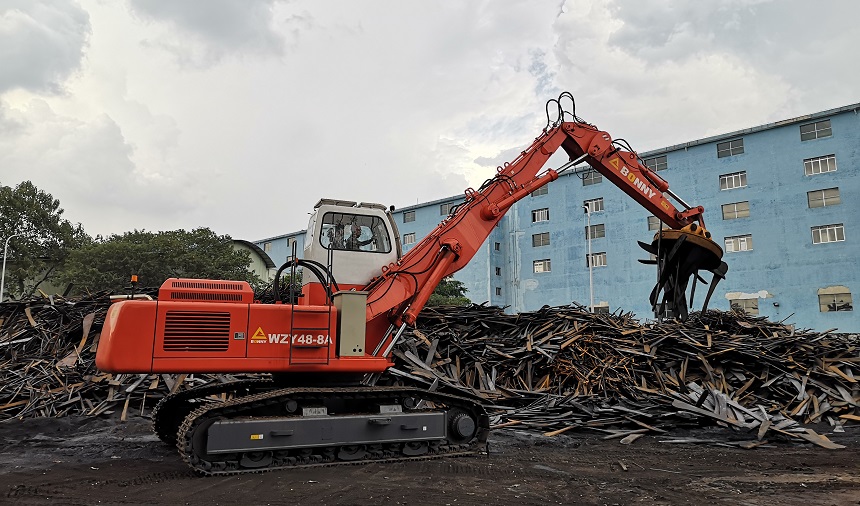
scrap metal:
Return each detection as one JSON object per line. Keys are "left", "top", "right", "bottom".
{"left": 1, "top": 295, "right": 857, "bottom": 449}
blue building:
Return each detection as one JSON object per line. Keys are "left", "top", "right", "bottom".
{"left": 257, "top": 103, "right": 859, "bottom": 332}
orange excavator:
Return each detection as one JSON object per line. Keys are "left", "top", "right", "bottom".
{"left": 96, "top": 92, "right": 727, "bottom": 474}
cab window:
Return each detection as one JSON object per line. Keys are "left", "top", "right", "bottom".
{"left": 319, "top": 212, "right": 392, "bottom": 253}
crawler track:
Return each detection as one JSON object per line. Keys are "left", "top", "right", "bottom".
{"left": 170, "top": 386, "right": 489, "bottom": 475}
{"left": 152, "top": 378, "right": 273, "bottom": 446}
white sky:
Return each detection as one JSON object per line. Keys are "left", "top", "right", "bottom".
{"left": 2, "top": 0, "right": 858, "bottom": 241}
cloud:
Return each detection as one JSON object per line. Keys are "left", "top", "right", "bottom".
{"left": 3, "top": 0, "right": 857, "bottom": 244}
{"left": 475, "top": 144, "right": 532, "bottom": 169}
{"left": 568, "top": 0, "right": 860, "bottom": 121}
{"left": 0, "top": 0, "right": 90, "bottom": 93}
{"left": 127, "top": 0, "right": 284, "bottom": 65}
{"left": 549, "top": 0, "right": 797, "bottom": 150}
{"left": 0, "top": 98, "right": 195, "bottom": 234}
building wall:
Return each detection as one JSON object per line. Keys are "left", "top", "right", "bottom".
{"left": 255, "top": 104, "right": 860, "bottom": 332}
{"left": 232, "top": 242, "right": 276, "bottom": 282}
{"left": 257, "top": 232, "right": 305, "bottom": 269}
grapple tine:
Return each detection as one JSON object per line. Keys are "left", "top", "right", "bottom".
{"left": 701, "top": 261, "right": 729, "bottom": 313}
{"left": 647, "top": 224, "right": 725, "bottom": 321}
{"left": 638, "top": 240, "right": 658, "bottom": 255}
{"left": 689, "top": 272, "right": 697, "bottom": 307}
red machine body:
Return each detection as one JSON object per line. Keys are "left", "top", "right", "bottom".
{"left": 96, "top": 279, "right": 392, "bottom": 374}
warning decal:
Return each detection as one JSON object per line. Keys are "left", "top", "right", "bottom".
{"left": 609, "top": 158, "right": 620, "bottom": 169}
{"left": 250, "top": 327, "right": 267, "bottom": 343}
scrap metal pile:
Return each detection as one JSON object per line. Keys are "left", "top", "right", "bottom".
{"left": 390, "top": 304, "right": 860, "bottom": 448}
{"left": 1, "top": 294, "right": 858, "bottom": 448}
{"left": 0, "top": 294, "right": 257, "bottom": 421}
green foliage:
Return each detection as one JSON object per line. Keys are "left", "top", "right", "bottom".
{"left": 0, "top": 181, "right": 90, "bottom": 298}
{"left": 61, "top": 228, "right": 260, "bottom": 292}
{"left": 254, "top": 270, "right": 303, "bottom": 304}
{"left": 426, "top": 277, "right": 470, "bottom": 307}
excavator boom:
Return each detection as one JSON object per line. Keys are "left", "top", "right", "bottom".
{"left": 364, "top": 92, "right": 726, "bottom": 326}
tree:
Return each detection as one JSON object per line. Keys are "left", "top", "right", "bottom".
{"left": 0, "top": 181, "right": 90, "bottom": 298}
{"left": 426, "top": 277, "right": 471, "bottom": 307}
{"left": 61, "top": 228, "right": 260, "bottom": 293}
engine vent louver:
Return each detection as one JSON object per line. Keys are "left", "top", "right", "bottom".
{"left": 163, "top": 311, "right": 231, "bottom": 352}
{"left": 158, "top": 278, "right": 254, "bottom": 304}
{"left": 170, "top": 280, "right": 246, "bottom": 291}
{"left": 168, "top": 292, "right": 244, "bottom": 302}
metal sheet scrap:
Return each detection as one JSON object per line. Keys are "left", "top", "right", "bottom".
{"left": 391, "top": 304, "right": 859, "bottom": 448}
{"left": 0, "top": 294, "right": 257, "bottom": 421}
{"left": 1, "top": 295, "right": 857, "bottom": 449}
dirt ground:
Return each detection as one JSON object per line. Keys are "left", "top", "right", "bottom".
{"left": 0, "top": 416, "right": 858, "bottom": 506}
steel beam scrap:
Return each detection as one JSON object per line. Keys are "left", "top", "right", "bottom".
{"left": 0, "top": 294, "right": 259, "bottom": 422}
{"left": 394, "top": 304, "right": 859, "bottom": 447}
{"left": 2, "top": 293, "right": 857, "bottom": 449}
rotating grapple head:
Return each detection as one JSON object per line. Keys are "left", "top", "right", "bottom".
{"left": 638, "top": 223, "right": 728, "bottom": 321}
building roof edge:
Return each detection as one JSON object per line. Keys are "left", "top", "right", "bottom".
{"left": 641, "top": 102, "right": 860, "bottom": 157}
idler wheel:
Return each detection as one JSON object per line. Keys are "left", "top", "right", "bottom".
{"left": 448, "top": 411, "right": 477, "bottom": 442}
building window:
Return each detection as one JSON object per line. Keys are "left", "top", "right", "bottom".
{"left": 532, "top": 208, "right": 550, "bottom": 223}
{"left": 495, "top": 267, "right": 501, "bottom": 276}
{"left": 403, "top": 211, "right": 415, "bottom": 223}
{"left": 532, "top": 232, "right": 550, "bottom": 247}
{"left": 582, "top": 170, "right": 602, "bottom": 186}
{"left": 807, "top": 188, "right": 841, "bottom": 208}
{"left": 804, "top": 155, "right": 837, "bottom": 176}
{"left": 533, "top": 259, "right": 551, "bottom": 273}
{"left": 647, "top": 216, "right": 669, "bottom": 231}
{"left": 584, "top": 197, "right": 604, "bottom": 213}
{"left": 801, "top": 119, "right": 832, "bottom": 141}
{"left": 586, "top": 252, "right": 607, "bottom": 268}
{"left": 495, "top": 287, "right": 502, "bottom": 296}
{"left": 725, "top": 234, "right": 753, "bottom": 253}
{"left": 730, "top": 298, "right": 759, "bottom": 315}
{"left": 403, "top": 232, "right": 416, "bottom": 245}
{"left": 586, "top": 224, "right": 605, "bottom": 239}
{"left": 592, "top": 305, "right": 610, "bottom": 314}
{"left": 717, "top": 138, "right": 744, "bottom": 158}
{"left": 263, "top": 242, "right": 272, "bottom": 252}
{"left": 494, "top": 242, "right": 501, "bottom": 251}
{"left": 440, "top": 202, "right": 454, "bottom": 215}
{"left": 722, "top": 201, "right": 750, "bottom": 220}
{"left": 819, "top": 292, "right": 853, "bottom": 312}
{"left": 531, "top": 186, "right": 548, "bottom": 197}
{"left": 644, "top": 155, "right": 667, "bottom": 172}
{"left": 811, "top": 224, "right": 845, "bottom": 244}
{"left": 719, "top": 171, "right": 747, "bottom": 190}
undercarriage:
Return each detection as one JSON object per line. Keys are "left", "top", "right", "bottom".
{"left": 152, "top": 380, "right": 489, "bottom": 475}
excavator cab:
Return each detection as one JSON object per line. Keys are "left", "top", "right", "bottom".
{"left": 301, "top": 199, "right": 400, "bottom": 305}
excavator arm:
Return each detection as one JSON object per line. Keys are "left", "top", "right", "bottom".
{"left": 364, "top": 92, "right": 727, "bottom": 331}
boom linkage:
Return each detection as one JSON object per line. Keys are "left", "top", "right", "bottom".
{"left": 363, "top": 125, "right": 565, "bottom": 326}
{"left": 364, "top": 117, "right": 704, "bottom": 327}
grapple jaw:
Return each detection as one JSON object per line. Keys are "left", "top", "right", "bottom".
{"left": 638, "top": 224, "right": 728, "bottom": 321}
